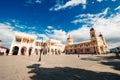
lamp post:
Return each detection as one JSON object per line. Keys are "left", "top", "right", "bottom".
{"left": 49, "top": 39, "right": 51, "bottom": 54}
{"left": 0, "top": 40, "right": 2, "bottom": 46}
{"left": 38, "top": 37, "right": 43, "bottom": 62}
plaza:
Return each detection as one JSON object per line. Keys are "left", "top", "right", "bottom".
{"left": 0, "top": 53, "right": 120, "bottom": 80}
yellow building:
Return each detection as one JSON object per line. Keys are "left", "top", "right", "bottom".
{"left": 65, "top": 27, "right": 109, "bottom": 54}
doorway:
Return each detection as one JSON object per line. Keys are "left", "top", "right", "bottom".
{"left": 12, "top": 46, "right": 19, "bottom": 55}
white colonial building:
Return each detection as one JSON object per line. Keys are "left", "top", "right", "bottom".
{"left": 9, "top": 32, "right": 65, "bottom": 55}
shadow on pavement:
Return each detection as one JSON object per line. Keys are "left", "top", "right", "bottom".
{"left": 27, "top": 64, "right": 120, "bottom": 80}
{"left": 96, "top": 55, "right": 120, "bottom": 60}
{"left": 80, "top": 57, "right": 100, "bottom": 61}
{"left": 80, "top": 54, "right": 120, "bottom": 61}
{"left": 101, "top": 61, "right": 120, "bottom": 71}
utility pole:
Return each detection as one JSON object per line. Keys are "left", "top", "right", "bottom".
{"left": 38, "top": 37, "right": 43, "bottom": 62}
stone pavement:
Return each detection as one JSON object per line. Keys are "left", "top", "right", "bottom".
{"left": 0, "top": 53, "right": 120, "bottom": 80}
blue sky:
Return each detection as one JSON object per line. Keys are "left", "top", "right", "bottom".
{"left": 0, "top": 0, "right": 120, "bottom": 48}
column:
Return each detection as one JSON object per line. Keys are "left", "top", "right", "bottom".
{"left": 31, "top": 48, "right": 35, "bottom": 55}
{"left": 17, "top": 46, "right": 21, "bottom": 55}
{"left": 9, "top": 45, "right": 13, "bottom": 55}
{"left": 25, "top": 47, "right": 29, "bottom": 56}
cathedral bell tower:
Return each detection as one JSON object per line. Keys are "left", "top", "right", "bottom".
{"left": 90, "top": 27, "right": 97, "bottom": 41}
{"left": 99, "top": 32, "right": 107, "bottom": 46}
{"left": 67, "top": 35, "right": 73, "bottom": 44}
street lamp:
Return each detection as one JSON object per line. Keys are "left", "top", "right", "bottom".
{"left": 0, "top": 40, "right": 2, "bottom": 46}
{"left": 38, "top": 37, "right": 43, "bottom": 62}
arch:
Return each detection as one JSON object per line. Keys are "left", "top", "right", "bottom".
{"left": 12, "top": 46, "right": 19, "bottom": 55}
{"left": 21, "top": 46, "right": 27, "bottom": 55}
{"left": 75, "top": 49, "right": 77, "bottom": 54}
{"left": 29, "top": 47, "right": 33, "bottom": 56}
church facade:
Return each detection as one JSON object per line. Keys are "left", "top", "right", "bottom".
{"left": 65, "top": 28, "right": 109, "bottom": 54}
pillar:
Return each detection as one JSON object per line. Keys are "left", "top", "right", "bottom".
{"left": 17, "top": 46, "right": 21, "bottom": 55}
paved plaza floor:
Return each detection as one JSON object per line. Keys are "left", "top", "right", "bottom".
{"left": 0, "top": 53, "right": 120, "bottom": 80}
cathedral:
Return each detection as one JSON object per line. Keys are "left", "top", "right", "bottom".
{"left": 65, "top": 27, "right": 109, "bottom": 54}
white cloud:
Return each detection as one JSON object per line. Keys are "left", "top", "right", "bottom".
{"left": 50, "top": 0, "right": 86, "bottom": 11}
{"left": 26, "top": 0, "right": 34, "bottom": 4}
{"left": 112, "top": 0, "right": 116, "bottom": 2}
{"left": 115, "top": 6, "right": 120, "bottom": 11}
{"left": 25, "top": 0, "right": 42, "bottom": 5}
{"left": 45, "top": 29, "right": 51, "bottom": 33}
{"left": 92, "top": 2, "right": 95, "bottom": 4}
{"left": 35, "top": 0, "right": 42, "bottom": 4}
{"left": 71, "top": 6, "right": 120, "bottom": 48}
{"left": 72, "top": 7, "right": 110, "bottom": 25}
{"left": 36, "top": 33, "right": 49, "bottom": 41}
{"left": 49, "top": 29, "right": 67, "bottom": 43}
{"left": 0, "top": 23, "right": 15, "bottom": 48}
{"left": 68, "top": 26, "right": 90, "bottom": 42}
{"left": 97, "top": 0, "right": 117, "bottom": 2}
{"left": 97, "top": 0, "right": 103, "bottom": 2}
{"left": 47, "top": 26, "right": 53, "bottom": 29}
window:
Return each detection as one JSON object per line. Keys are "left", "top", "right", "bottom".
{"left": 92, "top": 34, "right": 94, "bottom": 37}
{"left": 16, "top": 37, "right": 21, "bottom": 42}
{"left": 29, "top": 39, "right": 34, "bottom": 43}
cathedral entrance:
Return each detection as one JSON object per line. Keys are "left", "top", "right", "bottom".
{"left": 12, "top": 46, "right": 19, "bottom": 55}
{"left": 21, "top": 47, "right": 27, "bottom": 55}
{"left": 75, "top": 49, "right": 77, "bottom": 54}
